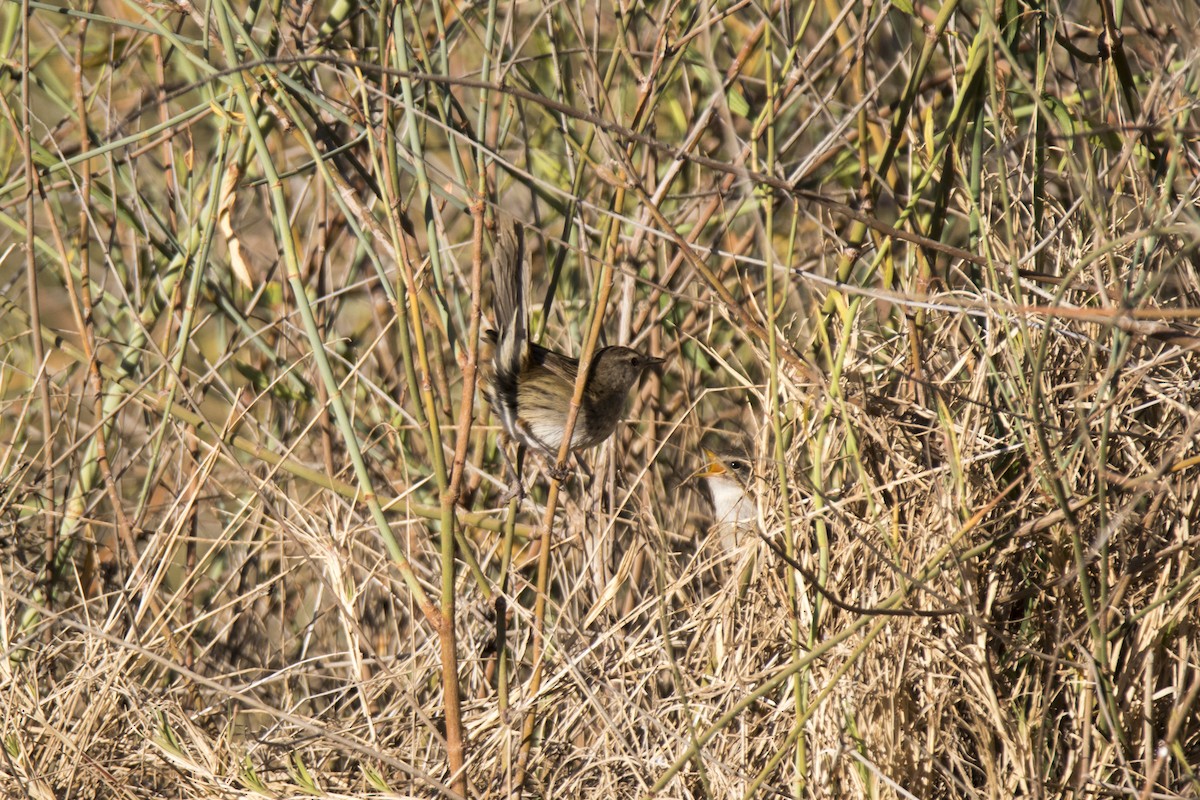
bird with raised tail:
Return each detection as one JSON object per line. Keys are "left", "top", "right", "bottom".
{"left": 482, "top": 218, "right": 665, "bottom": 491}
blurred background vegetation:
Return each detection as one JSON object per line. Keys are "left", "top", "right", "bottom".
{"left": 3, "top": 0, "right": 1200, "bottom": 796}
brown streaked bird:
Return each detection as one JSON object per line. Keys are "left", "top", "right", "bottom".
{"left": 482, "top": 219, "right": 664, "bottom": 487}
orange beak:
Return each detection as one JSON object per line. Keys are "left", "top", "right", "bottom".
{"left": 689, "top": 448, "right": 728, "bottom": 480}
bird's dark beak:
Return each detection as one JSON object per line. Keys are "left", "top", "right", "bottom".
{"left": 643, "top": 355, "right": 667, "bottom": 372}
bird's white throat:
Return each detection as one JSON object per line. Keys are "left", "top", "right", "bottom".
{"left": 706, "top": 476, "right": 755, "bottom": 525}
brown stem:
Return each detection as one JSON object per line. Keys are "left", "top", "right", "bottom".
{"left": 21, "top": 0, "right": 56, "bottom": 592}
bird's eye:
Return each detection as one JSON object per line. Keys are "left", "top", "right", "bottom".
{"left": 728, "top": 461, "right": 743, "bottom": 472}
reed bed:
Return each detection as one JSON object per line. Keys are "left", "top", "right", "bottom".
{"left": 2, "top": 0, "right": 1200, "bottom": 797}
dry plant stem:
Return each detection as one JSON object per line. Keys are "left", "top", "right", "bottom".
{"left": 652, "top": 561, "right": 712, "bottom": 795}
{"left": 819, "top": 0, "right": 873, "bottom": 319}
{"left": 466, "top": 0, "right": 514, "bottom": 748}
{"left": 151, "top": 35, "right": 180, "bottom": 234}
{"left": 512, "top": 475, "right": 562, "bottom": 790}
{"left": 471, "top": 0, "right": 499, "bottom": 190}
{"left": 1035, "top": 321, "right": 1126, "bottom": 751}
{"left": 1097, "top": 0, "right": 1160, "bottom": 174}
{"left": 1031, "top": 12, "right": 1049, "bottom": 273}
{"left": 514, "top": 191, "right": 626, "bottom": 790}
{"left": 743, "top": 717, "right": 808, "bottom": 800}
{"left": 312, "top": 180, "right": 338, "bottom": 480}
{"left": 0, "top": 93, "right": 218, "bottom": 200}
{"left": 213, "top": 4, "right": 439, "bottom": 628}
{"left": 393, "top": 4, "right": 454, "bottom": 340}
{"left": 388, "top": 33, "right": 451, "bottom": 467}
{"left": 20, "top": 0, "right": 55, "bottom": 588}
{"left": 633, "top": 3, "right": 780, "bottom": 248}
{"left": 432, "top": 200, "right": 487, "bottom": 795}
{"left": 70, "top": 9, "right": 140, "bottom": 579}
{"left": 760, "top": 41, "right": 810, "bottom": 779}
{"left": 496, "top": 492, "right": 519, "bottom": 719}
{"left": 55, "top": 27, "right": 309, "bottom": 400}
{"left": 209, "top": 0, "right": 402, "bottom": 360}
{"left": 373, "top": 62, "right": 436, "bottom": 458}
{"left": 755, "top": 613, "right": 892, "bottom": 799}
{"left": 639, "top": 5, "right": 820, "bottom": 321}
{"left": 394, "top": 8, "right": 467, "bottom": 790}
{"left": 586, "top": 8, "right": 767, "bottom": 337}
{"left": 450, "top": 207, "right": 486, "bottom": 506}
{"left": 461, "top": 0, "right": 501, "bottom": 531}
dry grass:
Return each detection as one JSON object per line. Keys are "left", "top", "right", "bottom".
{"left": 3, "top": 0, "right": 1200, "bottom": 797}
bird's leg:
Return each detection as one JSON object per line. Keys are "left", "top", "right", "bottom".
{"left": 499, "top": 442, "right": 526, "bottom": 504}
{"left": 546, "top": 456, "right": 572, "bottom": 484}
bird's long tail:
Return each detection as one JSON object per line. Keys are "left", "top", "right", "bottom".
{"left": 490, "top": 218, "right": 528, "bottom": 428}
